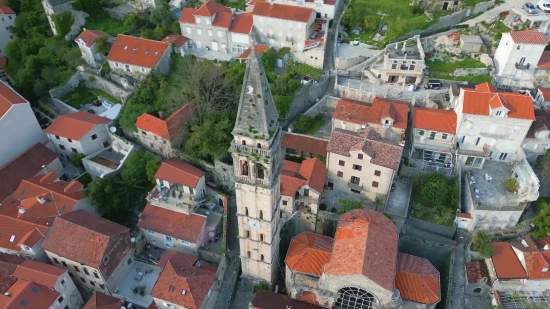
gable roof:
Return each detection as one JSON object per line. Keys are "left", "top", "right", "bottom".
{"left": 194, "top": 0, "right": 231, "bottom": 16}
{"left": 333, "top": 97, "right": 409, "bottom": 129}
{"left": 323, "top": 209, "right": 398, "bottom": 292}
{"left": 252, "top": 291, "right": 323, "bottom": 309}
{"left": 154, "top": 159, "right": 205, "bottom": 188}
{"left": 0, "top": 80, "right": 27, "bottom": 119}
{"left": 538, "top": 51, "right": 550, "bottom": 69}
{"left": 83, "top": 292, "right": 123, "bottom": 309}
{"left": 285, "top": 232, "right": 333, "bottom": 276}
{"left": 178, "top": 1, "right": 251, "bottom": 33}
{"left": 228, "top": 12, "right": 254, "bottom": 34}
{"left": 0, "top": 279, "right": 59, "bottom": 309}
{"left": 475, "top": 82, "right": 497, "bottom": 93}
{"left": 106, "top": 35, "right": 170, "bottom": 68}
{"left": 41, "top": 210, "right": 131, "bottom": 279}
{"left": 163, "top": 35, "right": 189, "bottom": 48}
{"left": 0, "top": 2, "right": 15, "bottom": 14}
{"left": 282, "top": 133, "right": 328, "bottom": 157}
{"left": 509, "top": 30, "right": 548, "bottom": 45}
{"left": 327, "top": 128, "right": 403, "bottom": 170}
{"left": 395, "top": 253, "right": 440, "bottom": 305}
{"left": 13, "top": 260, "right": 66, "bottom": 289}
{"left": 75, "top": 30, "right": 110, "bottom": 48}
{"left": 461, "top": 85, "right": 536, "bottom": 120}
{"left": 252, "top": 2, "right": 313, "bottom": 23}
{"left": 279, "top": 158, "right": 326, "bottom": 196}
{"left": 413, "top": 107, "right": 457, "bottom": 134}
{"left": 238, "top": 45, "right": 270, "bottom": 59}
{"left": 491, "top": 242, "right": 528, "bottom": 279}
{"left": 44, "top": 111, "right": 110, "bottom": 140}
{"left": 0, "top": 215, "right": 47, "bottom": 253}
{"left": 135, "top": 104, "right": 196, "bottom": 141}
{"left": 151, "top": 252, "right": 216, "bottom": 309}
{"left": 138, "top": 204, "right": 206, "bottom": 243}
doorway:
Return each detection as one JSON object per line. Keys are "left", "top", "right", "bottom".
{"left": 442, "top": 2, "right": 449, "bottom": 9}
{"left": 211, "top": 42, "right": 219, "bottom": 51}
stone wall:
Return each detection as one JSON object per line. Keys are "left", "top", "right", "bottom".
{"left": 201, "top": 154, "right": 234, "bottom": 189}
{"left": 333, "top": 83, "right": 376, "bottom": 102}
{"left": 51, "top": 98, "right": 79, "bottom": 115}
{"left": 407, "top": 217, "right": 456, "bottom": 239}
{"left": 453, "top": 67, "right": 492, "bottom": 76}
{"left": 335, "top": 55, "right": 368, "bottom": 70}
{"left": 303, "top": 96, "right": 340, "bottom": 118}
{"left": 198, "top": 248, "right": 223, "bottom": 264}
{"left": 398, "top": 235, "right": 455, "bottom": 268}
{"left": 281, "top": 75, "right": 331, "bottom": 128}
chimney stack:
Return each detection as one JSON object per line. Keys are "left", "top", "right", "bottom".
{"left": 159, "top": 111, "right": 164, "bottom": 119}
{"left": 248, "top": 302, "right": 254, "bottom": 309}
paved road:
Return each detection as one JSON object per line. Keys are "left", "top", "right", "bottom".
{"left": 460, "top": 0, "right": 528, "bottom": 26}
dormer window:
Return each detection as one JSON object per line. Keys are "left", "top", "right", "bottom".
{"left": 195, "top": 17, "right": 201, "bottom": 24}
{"left": 496, "top": 111, "right": 503, "bottom": 116}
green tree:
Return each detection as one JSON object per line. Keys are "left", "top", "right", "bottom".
{"left": 533, "top": 208, "right": 550, "bottom": 239}
{"left": 171, "top": 21, "right": 181, "bottom": 34}
{"left": 153, "top": 26, "right": 166, "bottom": 40}
{"left": 149, "top": 4, "right": 174, "bottom": 32}
{"left": 83, "top": 176, "right": 136, "bottom": 227}
{"left": 414, "top": 202, "right": 425, "bottom": 217}
{"left": 471, "top": 231, "right": 494, "bottom": 258}
{"left": 70, "top": 153, "right": 86, "bottom": 168}
{"left": 363, "top": 15, "right": 379, "bottom": 31}
{"left": 260, "top": 48, "right": 276, "bottom": 72}
{"left": 185, "top": 112, "right": 236, "bottom": 162}
{"left": 94, "top": 35, "right": 111, "bottom": 55}
{"left": 52, "top": 11, "right": 74, "bottom": 38}
{"left": 338, "top": 199, "right": 363, "bottom": 214}
{"left": 146, "top": 158, "right": 162, "bottom": 185}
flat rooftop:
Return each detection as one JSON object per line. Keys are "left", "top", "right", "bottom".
{"left": 90, "top": 148, "right": 124, "bottom": 170}
{"left": 467, "top": 160, "right": 519, "bottom": 208}
{"left": 196, "top": 208, "right": 223, "bottom": 229}
{"left": 386, "top": 41, "right": 422, "bottom": 60}
{"left": 384, "top": 180, "right": 412, "bottom": 218}
{"left": 112, "top": 261, "right": 161, "bottom": 308}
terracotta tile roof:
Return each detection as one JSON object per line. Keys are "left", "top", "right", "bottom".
{"left": 456, "top": 213, "right": 472, "bottom": 218}
{"left": 285, "top": 232, "right": 333, "bottom": 276}
{"left": 156, "top": 250, "right": 178, "bottom": 269}
{"left": 106, "top": 35, "right": 170, "bottom": 68}
{"left": 475, "top": 82, "right": 497, "bottom": 93}
{"left": 538, "top": 51, "right": 550, "bottom": 69}
{"left": 179, "top": 8, "right": 197, "bottom": 23}
{"left": 75, "top": 30, "right": 110, "bottom": 48}
{"left": 154, "top": 158, "right": 205, "bottom": 188}
{"left": 327, "top": 128, "right": 403, "bottom": 170}
{"left": 42, "top": 210, "right": 132, "bottom": 279}
{"left": 491, "top": 242, "right": 528, "bottom": 279}
{"left": 17, "top": 229, "right": 45, "bottom": 248}
{"left": 252, "top": 291, "right": 323, "bottom": 309}
{"left": 298, "top": 158, "right": 326, "bottom": 194}
{"left": 0, "top": 253, "right": 25, "bottom": 275}
{"left": 0, "top": 56, "right": 6, "bottom": 70}
{"left": 138, "top": 204, "right": 206, "bottom": 243}
{"left": 0, "top": 80, "right": 27, "bottom": 119}
{"left": 229, "top": 12, "right": 254, "bottom": 34}
{"left": 510, "top": 236, "right": 550, "bottom": 280}
{"left": 466, "top": 260, "right": 491, "bottom": 287}
{"left": 83, "top": 292, "right": 122, "bottom": 309}
{"left": 334, "top": 97, "right": 409, "bottom": 129}
{"left": 539, "top": 88, "right": 550, "bottom": 102}
{"left": 13, "top": 260, "right": 65, "bottom": 289}
{"left": 280, "top": 158, "right": 326, "bottom": 196}
{"left": 323, "top": 209, "right": 398, "bottom": 292}
{"left": 462, "top": 86, "right": 536, "bottom": 120}
{"left": 0, "top": 215, "right": 47, "bottom": 252}
{"left": 413, "top": 107, "right": 457, "bottom": 134}
{"left": 212, "top": 11, "right": 233, "bottom": 27}
{"left": 395, "top": 253, "right": 440, "bottom": 305}
{"left": 527, "top": 110, "right": 550, "bottom": 138}
{"left": 1, "top": 279, "right": 59, "bottom": 309}
{"left": 194, "top": 0, "right": 231, "bottom": 16}
{"left": 0, "top": 275, "right": 16, "bottom": 294}
{"left": 282, "top": 133, "right": 328, "bottom": 157}
{"left": 151, "top": 252, "right": 216, "bottom": 309}
{"left": 297, "top": 291, "right": 320, "bottom": 306}
{"left": 135, "top": 104, "right": 196, "bottom": 141}
{"left": 0, "top": 2, "right": 15, "bottom": 14}
{"left": 44, "top": 111, "right": 110, "bottom": 140}
{"left": 163, "top": 35, "right": 189, "bottom": 48}
{"left": 0, "top": 143, "right": 58, "bottom": 201}
{"left": 253, "top": 2, "right": 313, "bottom": 23}
{"left": 238, "top": 45, "right": 270, "bottom": 59}
{"left": 509, "top": 30, "right": 548, "bottom": 45}
{"left": 178, "top": 1, "right": 236, "bottom": 31}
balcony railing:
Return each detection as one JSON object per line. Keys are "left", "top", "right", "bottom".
{"left": 236, "top": 175, "right": 270, "bottom": 187}
{"left": 347, "top": 181, "right": 363, "bottom": 191}
{"left": 515, "top": 62, "right": 530, "bottom": 70}
{"left": 295, "top": 195, "right": 319, "bottom": 204}
{"left": 230, "top": 143, "right": 271, "bottom": 156}
{"left": 147, "top": 186, "right": 205, "bottom": 214}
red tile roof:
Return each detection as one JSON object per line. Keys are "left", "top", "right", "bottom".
{"left": 0, "top": 80, "right": 27, "bottom": 119}
{"left": 2, "top": 279, "right": 59, "bottom": 309}
{"left": 0, "top": 253, "right": 25, "bottom": 293}
{"left": 334, "top": 97, "right": 409, "bottom": 129}
{"left": 253, "top": 2, "right": 314, "bottom": 23}
{"left": 83, "top": 292, "right": 123, "bottom": 309}
{"left": 44, "top": 111, "right": 110, "bottom": 140}
{"left": 138, "top": 204, "right": 206, "bottom": 244}
{"left": 413, "top": 107, "right": 457, "bottom": 134}
{"left": 0, "top": 56, "right": 7, "bottom": 70}
{"left": 135, "top": 104, "right": 196, "bottom": 141}
{"left": 297, "top": 291, "right": 320, "bottom": 306}
{"left": 298, "top": 158, "right": 326, "bottom": 194}
{"left": 395, "top": 253, "right": 439, "bottom": 305}
{"left": 538, "top": 51, "right": 550, "bottom": 69}
{"left": 75, "top": 30, "right": 110, "bottom": 48}
{"left": 179, "top": 1, "right": 247, "bottom": 32}
{"left": 466, "top": 260, "right": 491, "bottom": 287}
{"left": 229, "top": 12, "right": 254, "bottom": 34}
{"left": 491, "top": 242, "right": 528, "bottom": 279}
{"left": 151, "top": 252, "right": 216, "bottom": 309}
{"left": 280, "top": 158, "right": 326, "bottom": 196}
{"left": 456, "top": 212, "right": 472, "bottom": 219}
{"left": 475, "top": 82, "right": 497, "bottom": 93}
{"left": 323, "top": 209, "right": 398, "bottom": 292}
{"left": 154, "top": 158, "right": 205, "bottom": 188}
{"left": 13, "top": 260, "right": 65, "bottom": 289}
{"left": 462, "top": 86, "right": 536, "bottom": 120}
{"left": 527, "top": 109, "right": 550, "bottom": 138}
{"left": 252, "top": 291, "right": 323, "bottom": 309}
{"left": 17, "top": 229, "right": 45, "bottom": 248}
{"left": 0, "top": 143, "right": 58, "bottom": 201}
{"left": 238, "top": 45, "right": 270, "bottom": 59}
{"left": 106, "top": 35, "right": 170, "bottom": 68}
{"left": 163, "top": 35, "right": 189, "bottom": 48}
{"left": 285, "top": 232, "right": 333, "bottom": 276}
{"left": 42, "top": 210, "right": 132, "bottom": 279}
{"left": 194, "top": 0, "right": 231, "bottom": 16}
{"left": 509, "top": 236, "right": 550, "bottom": 280}
{"left": 327, "top": 128, "right": 403, "bottom": 170}
{"left": 179, "top": 8, "right": 197, "bottom": 23}
{"left": 0, "top": 215, "right": 47, "bottom": 253}
{"left": 509, "top": 30, "right": 548, "bottom": 45}
{"left": 0, "top": 2, "right": 15, "bottom": 14}
{"left": 282, "top": 133, "right": 328, "bottom": 157}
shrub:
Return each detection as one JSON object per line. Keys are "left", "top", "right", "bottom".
{"left": 70, "top": 153, "right": 86, "bottom": 169}
{"left": 507, "top": 178, "right": 518, "bottom": 191}
{"left": 329, "top": 207, "right": 337, "bottom": 213}
{"left": 471, "top": 231, "right": 493, "bottom": 258}
{"left": 338, "top": 199, "right": 363, "bottom": 214}
{"left": 319, "top": 203, "right": 327, "bottom": 211}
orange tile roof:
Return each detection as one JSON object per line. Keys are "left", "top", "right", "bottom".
{"left": 280, "top": 158, "right": 326, "bottom": 196}
{"left": 0, "top": 2, "right": 15, "bottom": 14}
{"left": 0, "top": 215, "right": 47, "bottom": 253}
{"left": 229, "top": 12, "right": 254, "bottom": 34}
{"left": 413, "top": 107, "right": 457, "bottom": 134}
{"left": 466, "top": 260, "right": 491, "bottom": 287}
{"left": 538, "top": 52, "right": 550, "bottom": 69}
{"left": 13, "top": 260, "right": 65, "bottom": 289}
{"left": 323, "top": 209, "right": 398, "bottom": 292}
{"left": 138, "top": 204, "right": 206, "bottom": 243}
{"left": 83, "top": 292, "right": 122, "bottom": 309}
{"left": 0, "top": 80, "right": 27, "bottom": 119}
{"left": 106, "top": 35, "right": 170, "bottom": 68}
{"left": 179, "top": 1, "right": 246, "bottom": 33}
{"left": 252, "top": 291, "right": 323, "bottom": 309}
{"left": 135, "top": 104, "right": 196, "bottom": 141}
{"left": 334, "top": 97, "right": 409, "bottom": 129}
{"left": 44, "top": 111, "right": 110, "bottom": 140}
{"left": 151, "top": 252, "right": 216, "bottom": 309}
{"left": 282, "top": 133, "right": 328, "bottom": 157}
{"left": 509, "top": 30, "right": 548, "bottom": 45}
{"left": 511, "top": 236, "right": 550, "bottom": 280}
{"left": 491, "top": 242, "right": 528, "bottom": 279}
{"left": 179, "top": 8, "right": 197, "bottom": 23}
{"left": 0, "top": 56, "right": 6, "bottom": 70}
{"left": 42, "top": 210, "right": 132, "bottom": 279}
{"left": 456, "top": 213, "right": 472, "bottom": 219}
{"left": 163, "top": 35, "right": 189, "bottom": 48}
{"left": 238, "top": 45, "right": 270, "bottom": 59}
{"left": 17, "top": 229, "right": 45, "bottom": 248}
{"left": 194, "top": 0, "right": 231, "bottom": 16}
{"left": 285, "top": 232, "right": 333, "bottom": 276}
{"left": 475, "top": 82, "right": 497, "bottom": 93}
{"left": 154, "top": 158, "right": 205, "bottom": 188}
{"left": 462, "top": 87, "right": 536, "bottom": 120}
{"left": 395, "top": 253, "right": 439, "bottom": 305}
{"left": 253, "top": 2, "right": 313, "bottom": 23}
{"left": 75, "top": 30, "right": 110, "bottom": 48}
{"left": 1, "top": 279, "right": 59, "bottom": 309}
{"left": 298, "top": 158, "right": 326, "bottom": 193}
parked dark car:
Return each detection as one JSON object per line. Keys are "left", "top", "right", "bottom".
{"left": 425, "top": 79, "right": 442, "bottom": 89}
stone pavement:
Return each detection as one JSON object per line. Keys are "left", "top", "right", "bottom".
{"left": 448, "top": 230, "right": 471, "bottom": 309}
{"left": 460, "top": 0, "right": 527, "bottom": 26}
{"left": 230, "top": 277, "right": 257, "bottom": 309}
{"left": 323, "top": 0, "right": 346, "bottom": 69}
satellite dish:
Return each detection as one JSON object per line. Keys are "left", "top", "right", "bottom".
{"left": 109, "top": 126, "right": 117, "bottom": 133}
{"left": 209, "top": 232, "right": 215, "bottom": 237}
{"left": 131, "top": 237, "right": 136, "bottom": 243}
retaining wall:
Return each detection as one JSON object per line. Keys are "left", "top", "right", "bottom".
{"left": 407, "top": 217, "right": 456, "bottom": 239}
{"left": 281, "top": 75, "right": 331, "bottom": 127}
{"left": 334, "top": 83, "right": 376, "bottom": 102}
{"left": 335, "top": 55, "right": 368, "bottom": 70}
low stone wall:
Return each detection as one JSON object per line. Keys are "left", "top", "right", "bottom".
{"left": 335, "top": 55, "right": 368, "bottom": 70}
{"left": 303, "top": 96, "right": 339, "bottom": 118}
{"left": 281, "top": 74, "right": 331, "bottom": 127}
{"left": 198, "top": 248, "right": 222, "bottom": 264}
{"left": 398, "top": 235, "right": 455, "bottom": 268}
{"left": 333, "top": 83, "right": 376, "bottom": 103}
{"left": 50, "top": 98, "right": 79, "bottom": 115}
{"left": 453, "top": 67, "right": 492, "bottom": 76}
{"left": 408, "top": 217, "right": 456, "bottom": 239}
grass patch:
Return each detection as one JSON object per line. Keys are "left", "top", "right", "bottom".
{"left": 219, "top": 0, "right": 246, "bottom": 10}
{"left": 89, "top": 88, "right": 121, "bottom": 104}
{"left": 412, "top": 208, "right": 455, "bottom": 227}
{"left": 61, "top": 86, "right": 121, "bottom": 108}
{"left": 77, "top": 173, "right": 93, "bottom": 187}
{"left": 84, "top": 13, "right": 125, "bottom": 36}
{"left": 427, "top": 57, "right": 490, "bottom": 83}
{"left": 481, "top": 21, "right": 511, "bottom": 40}
{"left": 294, "top": 114, "right": 325, "bottom": 135}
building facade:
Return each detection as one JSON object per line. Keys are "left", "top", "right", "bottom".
{"left": 247, "top": 0, "right": 340, "bottom": 20}
{"left": 0, "top": 2, "right": 15, "bottom": 57}
{"left": 75, "top": 29, "right": 111, "bottom": 67}
{"left": 279, "top": 158, "right": 326, "bottom": 215}
{"left": 523, "top": 109, "right": 550, "bottom": 163}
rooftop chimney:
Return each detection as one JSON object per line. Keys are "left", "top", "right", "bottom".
{"left": 248, "top": 303, "right": 253, "bottom": 309}
{"left": 159, "top": 111, "right": 164, "bottom": 120}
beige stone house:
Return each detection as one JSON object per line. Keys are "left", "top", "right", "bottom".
{"left": 42, "top": 210, "right": 134, "bottom": 294}
{"left": 523, "top": 109, "right": 550, "bottom": 163}
{"left": 135, "top": 104, "right": 197, "bottom": 157}
{"left": 284, "top": 210, "right": 440, "bottom": 309}
{"left": 279, "top": 158, "right": 327, "bottom": 216}
{"left": 332, "top": 96, "right": 409, "bottom": 142}
{"left": 107, "top": 35, "right": 172, "bottom": 80}
{"left": 326, "top": 128, "right": 403, "bottom": 202}
{"left": 75, "top": 30, "right": 112, "bottom": 67}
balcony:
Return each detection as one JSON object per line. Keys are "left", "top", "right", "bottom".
{"left": 515, "top": 62, "right": 530, "bottom": 70}
{"left": 146, "top": 185, "right": 205, "bottom": 214}
{"left": 236, "top": 175, "right": 270, "bottom": 187}
{"left": 230, "top": 143, "right": 271, "bottom": 156}
{"left": 347, "top": 181, "right": 363, "bottom": 191}
{"left": 295, "top": 195, "right": 319, "bottom": 205}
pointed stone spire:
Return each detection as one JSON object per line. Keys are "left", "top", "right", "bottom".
{"left": 232, "top": 38, "right": 279, "bottom": 140}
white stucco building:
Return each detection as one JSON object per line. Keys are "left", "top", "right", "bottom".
{"left": 0, "top": 2, "right": 15, "bottom": 57}
{"left": 0, "top": 80, "right": 47, "bottom": 167}
{"left": 246, "top": 0, "right": 340, "bottom": 20}
{"left": 523, "top": 109, "right": 550, "bottom": 163}
{"left": 493, "top": 31, "right": 548, "bottom": 88}
{"left": 279, "top": 158, "right": 326, "bottom": 216}
{"left": 75, "top": 29, "right": 112, "bottom": 67}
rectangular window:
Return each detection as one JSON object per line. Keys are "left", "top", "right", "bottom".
{"left": 83, "top": 268, "right": 90, "bottom": 275}
{"left": 352, "top": 164, "right": 362, "bottom": 171}
{"left": 71, "top": 148, "right": 78, "bottom": 154}
{"left": 218, "top": 30, "right": 223, "bottom": 37}
{"left": 282, "top": 200, "right": 287, "bottom": 205}
{"left": 442, "top": 133, "right": 448, "bottom": 140}
{"left": 57, "top": 296, "right": 64, "bottom": 303}
{"left": 337, "top": 171, "right": 343, "bottom": 177}
{"left": 53, "top": 258, "right": 59, "bottom": 264}
{"left": 419, "top": 130, "right": 425, "bottom": 136}
{"left": 55, "top": 135, "right": 60, "bottom": 140}
{"left": 207, "top": 30, "right": 212, "bottom": 37}
{"left": 103, "top": 141, "right": 109, "bottom": 148}
{"left": 62, "top": 261, "right": 67, "bottom": 267}
{"left": 181, "top": 240, "right": 190, "bottom": 246}
{"left": 429, "top": 132, "right": 436, "bottom": 140}
{"left": 372, "top": 181, "right": 379, "bottom": 188}
{"left": 90, "top": 281, "right": 96, "bottom": 286}
{"left": 91, "top": 134, "right": 97, "bottom": 140}
{"left": 67, "top": 138, "right": 72, "bottom": 143}
{"left": 358, "top": 154, "right": 363, "bottom": 159}
{"left": 165, "top": 236, "right": 172, "bottom": 242}
{"left": 338, "top": 160, "right": 345, "bottom": 166}
{"left": 197, "top": 28, "right": 202, "bottom": 35}
{"left": 374, "top": 170, "right": 381, "bottom": 176}
{"left": 141, "top": 130, "right": 147, "bottom": 135}
{"left": 186, "top": 27, "right": 191, "bottom": 34}
{"left": 80, "top": 278, "right": 86, "bottom": 283}
{"left": 59, "top": 145, "right": 66, "bottom": 150}
{"left": 74, "top": 266, "right": 80, "bottom": 272}
{"left": 475, "top": 137, "right": 480, "bottom": 146}
{"left": 496, "top": 111, "right": 502, "bottom": 116}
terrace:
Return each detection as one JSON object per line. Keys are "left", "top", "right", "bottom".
{"left": 112, "top": 261, "right": 162, "bottom": 308}
{"left": 497, "top": 290, "right": 550, "bottom": 309}
{"left": 146, "top": 185, "right": 206, "bottom": 214}
{"left": 82, "top": 135, "right": 134, "bottom": 179}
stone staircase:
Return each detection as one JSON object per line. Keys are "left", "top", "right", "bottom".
{"left": 226, "top": 197, "right": 239, "bottom": 258}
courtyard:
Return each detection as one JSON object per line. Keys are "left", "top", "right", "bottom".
{"left": 112, "top": 261, "right": 162, "bottom": 308}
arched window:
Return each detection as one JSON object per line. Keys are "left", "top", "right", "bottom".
{"left": 247, "top": 251, "right": 251, "bottom": 258}
{"left": 259, "top": 210, "right": 263, "bottom": 220}
{"left": 260, "top": 234, "right": 264, "bottom": 242}
{"left": 241, "top": 160, "right": 249, "bottom": 176}
{"left": 232, "top": 44, "right": 246, "bottom": 54}
{"left": 257, "top": 143, "right": 261, "bottom": 148}
{"left": 246, "top": 230, "right": 250, "bottom": 238}
{"left": 334, "top": 287, "right": 376, "bottom": 309}
{"left": 242, "top": 140, "right": 246, "bottom": 145}
{"left": 260, "top": 254, "right": 264, "bottom": 262}
{"left": 256, "top": 163, "right": 264, "bottom": 179}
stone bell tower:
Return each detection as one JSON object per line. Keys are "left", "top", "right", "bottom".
{"left": 229, "top": 44, "right": 283, "bottom": 285}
